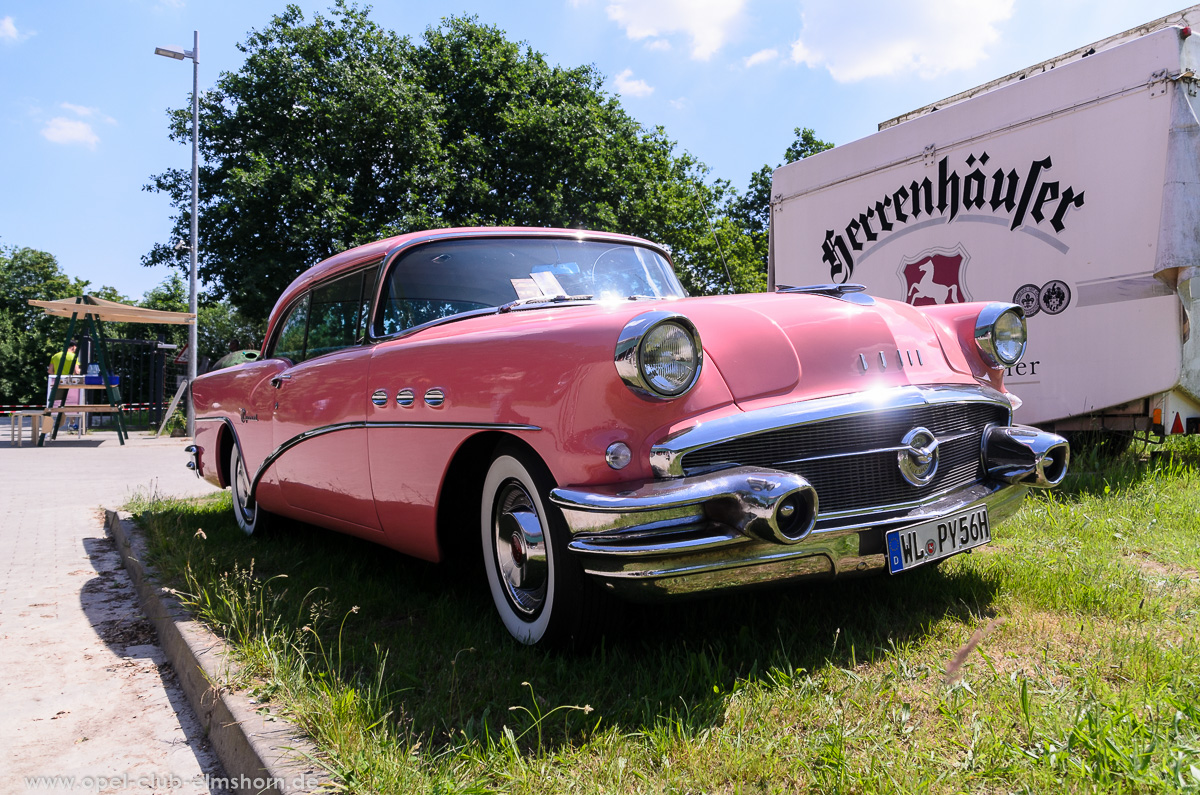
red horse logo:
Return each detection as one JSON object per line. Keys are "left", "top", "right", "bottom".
{"left": 900, "top": 246, "right": 971, "bottom": 306}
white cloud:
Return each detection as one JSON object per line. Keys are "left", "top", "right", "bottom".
{"left": 791, "top": 0, "right": 1014, "bottom": 82}
{"left": 1, "top": 16, "right": 32, "bottom": 43}
{"left": 42, "top": 118, "right": 100, "bottom": 149}
{"left": 605, "top": 0, "right": 749, "bottom": 60}
{"left": 646, "top": 38, "right": 672, "bottom": 52}
{"left": 613, "top": 68, "right": 654, "bottom": 97}
{"left": 669, "top": 97, "right": 688, "bottom": 110}
{"left": 59, "top": 103, "right": 116, "bottom": 125}
{"left": 744, "top": 48, "right": 780, "bottom": 68}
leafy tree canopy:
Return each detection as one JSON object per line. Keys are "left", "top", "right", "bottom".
{"left": 0, "top": 245, "right": 91, "bottom": 404}
{"left": 723, "top": 127, "right": 834, "bottom": 278}
{"left": 0, "top": 244, "right": 263, "bottom": 403}
{"left": 145, "top": 2, "right": 769, "bottom": 317}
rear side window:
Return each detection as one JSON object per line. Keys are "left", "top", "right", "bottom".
{"left": 307, "top": 267, "right": 376, "bottom": 358}
{"left": 273, "top": 294, "right": 310, "bottom": 363}
{"left": 270, "top": 264, "right": 379, "bottom": 364}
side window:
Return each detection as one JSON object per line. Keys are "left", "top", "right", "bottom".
{"left": 272, "top": 294, "right": 310, "bottom": 363}
{"left": 355, "top": 264, "right": 380, "bottom": 342}
{"left": 306, "top": 265, "right": 378, "bottom": 359}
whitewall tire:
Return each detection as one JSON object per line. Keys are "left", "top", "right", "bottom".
{"left": 481, "top": 447, "right": 591, "bottom": 646}
{"left": 230, "top": 443, "right": 274, "bottom": 536}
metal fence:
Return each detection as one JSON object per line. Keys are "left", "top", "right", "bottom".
{"left": 82, "top": 333, "right": 185, "bottom": 430}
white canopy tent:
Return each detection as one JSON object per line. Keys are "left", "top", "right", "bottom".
{"left": 28, "top": 295, "right": 196, "bottom": 445}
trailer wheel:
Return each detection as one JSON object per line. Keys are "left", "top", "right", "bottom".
{"left": 1065, "top": 430, "right": 1133, "bottom": 462}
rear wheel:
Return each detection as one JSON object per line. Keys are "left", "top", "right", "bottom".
{"left": 230, "top": 444, "right": 275, "bottom": 535}
{"left": 481, "top": 446, "right": 595, "bottom": 646}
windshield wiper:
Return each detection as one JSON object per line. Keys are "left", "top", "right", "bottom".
{"left": 497, "top": 294, "right": 594, "bottom": 313}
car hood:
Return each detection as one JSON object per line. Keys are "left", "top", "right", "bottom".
{"left": 667, "top": 292, "right": 970, "bottom": 409}
{"left": 392, "top": 291, "right": 976, "bottom": 418}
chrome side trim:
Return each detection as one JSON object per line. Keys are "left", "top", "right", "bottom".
{"left": 200, "top": 417, "right": 540, "bottom": 502}
{"left": 396, "top": 388, "right": 415, "bottom": 407}
{"left": 425, "top": 387, "right": 446, "bottom": 407}
{"left": 650, "top": 384, "right": 1011, "bottom": 478}
{"left": 366, "top": 421, "right": 541, "bottom": 431}
{"left": 371, "top": 389, "right": 388, "bottom": 407}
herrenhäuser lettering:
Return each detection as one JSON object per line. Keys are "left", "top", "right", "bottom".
{"left": 821, "top": 153, "right": 1086, "bottom": 282}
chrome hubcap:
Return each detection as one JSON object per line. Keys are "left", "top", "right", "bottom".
{"left": 235, "top": 455, "right": 254, "bottom": 519}
{"left": 493, "top": 481, "right": 548, "bottom": 617}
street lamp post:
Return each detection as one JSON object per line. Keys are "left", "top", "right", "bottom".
{"left": 154, "top": 31, "right": 199, "bottom": 438}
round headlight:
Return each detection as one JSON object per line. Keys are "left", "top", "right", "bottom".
{"left": 615, "top": 312, "right": 703, "bottom": 399}
{"left": 975, "top": 303, "right": 1027, "bottom": 368}
{"left": 640, "top": 322, "right": 698, "bottom": 396}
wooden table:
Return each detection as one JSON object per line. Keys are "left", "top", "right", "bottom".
{"left": 42, "top": 383, "right": 127, "bottom": 445}
{"left": 9, "top": 411, "right": 52, "bottom": 447}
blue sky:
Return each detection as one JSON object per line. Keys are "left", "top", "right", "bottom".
{"left": 0, "top": 0, "right": 1191, "bottom": 299}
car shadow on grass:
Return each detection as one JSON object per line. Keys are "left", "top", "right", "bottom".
{"left": 139, "top": 497, "right": 1001, "bottom": 757}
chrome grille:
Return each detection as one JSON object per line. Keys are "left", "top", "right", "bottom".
{"left": 680, "top": 402, "right": 1009, "bottom": 514}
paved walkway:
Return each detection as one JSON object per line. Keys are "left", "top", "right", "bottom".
{"left": 0, "top": 425, "right": 228, "bottom": 793}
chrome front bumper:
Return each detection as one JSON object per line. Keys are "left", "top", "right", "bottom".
{"left": 549, "top": 419, "right": 1068, "bottom": 600}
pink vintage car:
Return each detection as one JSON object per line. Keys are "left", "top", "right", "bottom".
{"left": 188, "top": 227, "right": 1068, "bottom": 645}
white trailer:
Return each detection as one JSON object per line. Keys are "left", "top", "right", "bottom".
{"left": 770, "top": 7, "right": 1200, "bottom": 444}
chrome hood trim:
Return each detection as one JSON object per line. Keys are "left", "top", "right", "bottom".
{"left": 650, "top": 384, "right": 1012, "bottom": 478}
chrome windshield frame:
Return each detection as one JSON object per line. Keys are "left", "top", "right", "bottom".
{"left": 366, "top": 230, "right": 685, "bottom": 344}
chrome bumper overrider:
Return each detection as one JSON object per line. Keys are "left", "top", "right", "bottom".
{"left": 549, "top": 420, "right": 1068, "bottom": 600}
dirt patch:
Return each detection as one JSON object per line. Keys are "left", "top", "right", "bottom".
{"left": 95, "top": 617, "right": 157, "bottom": 650}
{"left": 1124, "top": 552, "right": 1200, "bottom": 582}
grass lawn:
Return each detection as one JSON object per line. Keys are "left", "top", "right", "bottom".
{"left": 132, "top": 438, "right": 1200, "bottom": 793}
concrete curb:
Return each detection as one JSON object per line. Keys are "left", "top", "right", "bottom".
{"left": 105, "top": 509, "right": 335, "bottom": 795}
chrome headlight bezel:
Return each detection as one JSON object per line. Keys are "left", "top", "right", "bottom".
{"left": 974, "top": 302, "right": 1027, "bottom": 369}
{"left": 615, "top": 311, "right": 703, "bottom": 400}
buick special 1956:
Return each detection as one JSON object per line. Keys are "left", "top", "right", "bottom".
{"left": 187, "top": 227, "right": 1069, "bottom": 645}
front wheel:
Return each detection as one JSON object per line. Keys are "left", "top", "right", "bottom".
{"left": 481, "top": 446, "right": 595, "bottom": 646}
{"left": 230, "top": 443, "right": 276, "bottom": 535}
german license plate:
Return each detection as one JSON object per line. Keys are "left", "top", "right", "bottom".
{"left": 886, "top": 506, "right": 990, "bottom": 574}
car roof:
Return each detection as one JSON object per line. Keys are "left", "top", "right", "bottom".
{"left": 265, "top": 226, "right": 666, "bottom": 337}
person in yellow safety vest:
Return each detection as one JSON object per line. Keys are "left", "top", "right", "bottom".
{"left": 47, "top": 341, "right": 82, "bottom": 432}
{"left": 49, "top": 340, "right": 81, "bottom": 377}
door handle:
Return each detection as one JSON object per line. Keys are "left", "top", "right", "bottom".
{"left": 271, "top": 374, "right": 293, "bottom": 389}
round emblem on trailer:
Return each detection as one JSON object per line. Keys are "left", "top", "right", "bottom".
{"left": 1039, "top": 280, "right": 1071, "bottom": 315}
{"left": 1013, "top": 283, "right": 1041, "bottom": 317}
{"left": 898, "top": 427, "right": 940, "bottom": 487}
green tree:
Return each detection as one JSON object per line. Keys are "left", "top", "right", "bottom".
{"left": 723, "top": 127, "right": 834, "bottom": 281}
{"left": 0, "top": 246, "right": 90, "bottom": 405}
{"left": 145, "top": 4, "right": 760, "bottom": 315}
{"left": 145, "top": 1, "right": 441, "bottom": 320}
{"left": 197, "top": 299, "right": 266, "bottom": 365}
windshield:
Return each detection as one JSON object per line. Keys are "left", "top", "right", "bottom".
{"left": 373, "top": 237, "right": 686, "bottom": 336}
